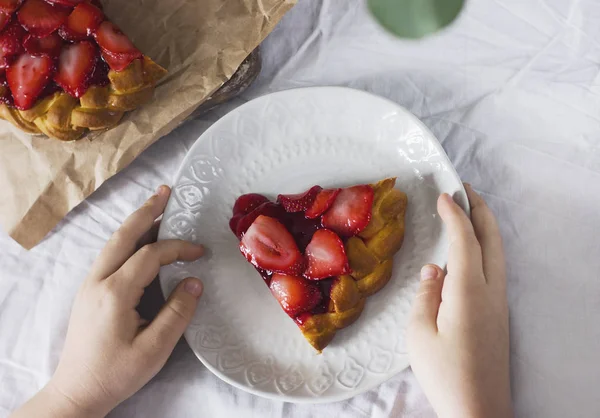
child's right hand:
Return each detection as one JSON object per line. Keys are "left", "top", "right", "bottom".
{"left": 407, "top": 185, "right": 513, "bottom": 418}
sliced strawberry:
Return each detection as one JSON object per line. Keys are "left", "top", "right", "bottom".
{"left": 277, "top": 185, "right": 322, "bottom": 213}
{"left": 93, "top": 21, "right": 136, "bottom": 55}
{"left": 229, "top": 213, "right": 244, "bottom": 235}
{"left": 240, "top": 215, "right": 304, "bottom": 275}
{"left": 45, "top": 0, "right": 83, "bottom": 6}
{"left": 0, "top": 20, "right": 26, "bottom": 65}
{"left": 269, "top": 274, "right": 322, "bottom": 317}
{"left": 94, "top": 21, "right": 141, "bottom": 71}
{"left": 0, "top": 0, "right": 22, "bottom": 14}
{"left": 18, "top": 0, "right": 70, "bottom": 38}
{"left": 58, "top": 2, "right": 103, "bottom": 41}
{"left": 235, "top": 201, "right": 285, "bottom": 239}
{"left": 321, "top": 185, "right": 374, "bottom": 237}
{"left": 305, "top": 188, "right": 341, "bottom": 219}
{"left": 54, "top": 41, "right": 97, "bottom": 97}
{"left": 57, "top": 26, "right": 76, "bottom": 41}
{"left": 23, "top": 33, "right": 62, "bottom": 57}
{"left": 0, "top": 13, "right": 10, "bottom": 32}
{"left": 100, "top": 50, "right": 137, "bottom": 72}
{"left": 233, "top": 193, "right": 269, "bottom": 216}
{"left": 304, "top": 229, "right": 350, "bottom": 280}
{"left": 6, "top": 53, "right": 54, "bottom": 109}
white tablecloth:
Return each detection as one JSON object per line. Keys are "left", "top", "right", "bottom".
{"left": 2, "top": 0, "right": 600, "bottom": 416}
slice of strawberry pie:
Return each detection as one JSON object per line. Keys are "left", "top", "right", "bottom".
{"left": 230, "top": 178, "right": 408, "bottom": 351}
{"left": 0, "top": 0, "right": 166, "bottom": 141}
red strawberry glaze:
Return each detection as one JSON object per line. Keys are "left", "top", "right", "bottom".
{"left": 231, "top": 193, "right": 348, "bottom": 321}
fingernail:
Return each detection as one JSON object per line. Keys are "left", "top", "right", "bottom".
{"left": 183, "top": 278, "right": 203, "bottom": 297}
{"left": 193, "top": 244, "right": 205, "bottom": 256}
{"left": 441, "top": 193, "right": 455, "bottom": 206}
{"left": 156, "top": 185, "right": 169, "bottom": 197}
{"left": 420, "top": 265, "right": 438, "bottom": 281}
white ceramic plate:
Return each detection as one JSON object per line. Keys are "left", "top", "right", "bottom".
{"left": 158, "top": 87, "right": 467, "bottom": 403}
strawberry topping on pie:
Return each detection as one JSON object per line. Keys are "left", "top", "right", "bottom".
{"left": 240, "top": 215, "right": 305, "bottom": 276}
{"left": 0, "top": 13, "right": 10, "bottom": 31}
{"left": 321, "top": 185, "right": 374, "bottom": 237}
{"left": 58, "top": 1, "right": 102, "bottom": 41}
{"left": 54, "top": 40, "right": 96, "bottom": 96}
{"left": 233, "top": 201, "right": 285, "bottom": 239}
{"left": 269, "top": 274, "right": 322, "bottom": 317}
{"left": 232, "top": 193, "right": 270, "bottom": 217}
{"left": 304, "top": 229, "right": 350, "bottom": 280}
{"left": 0, "top": 20, "right": 26, "bottom": 67}
{"left": 0, "top": 0, "right": 150, "bottom": 111}
{"left": 23, "top": 32, "right": 62, "bottom": 56}
{"left": 45, "top": 0, "right": 83, "bottom": 7}
{"left": 94, "top": 21, "right": 141, "bottom": 71}
{"left": 6, "top": 52, "right": 53, "bottom": 109}
{"left": 17, "top": 0, "right": 70, "bottom": 38}
{"left": 305, "top": 188, "right": 341, "bottom": 219}
{"left": 277, "top": 185, "right": 322, "bottom": 213}
{"left": 231, "top": 182, "right": 374, "bottom": 323}
{"left": 0, "top": 0, "right": 22, "bottom": 14}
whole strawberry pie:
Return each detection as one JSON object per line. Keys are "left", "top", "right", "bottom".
{"left": 230, "top": 178, "right": 408, "bottom": 351}
{"left": 0, "top": 0, "right": 166, "bottom": 141}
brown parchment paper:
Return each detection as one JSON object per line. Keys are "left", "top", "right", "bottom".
{"left": 0, "top": 0, "right": 295, "bottom": 249}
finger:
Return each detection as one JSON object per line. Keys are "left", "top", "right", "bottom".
{"left": 438, "top": 193, "right": 485, "bottom": 282}
{"left": 110, "top": 240, "right": 204, "bottom": 295}
{"left": 90, "top": 186, "right": 171, "bottom": 280}
{"left": 408, "top": 264, "right": 446, "bottom": 341}
{"left": 464, "top": 184, "right": 506, "bottom": 291}
{"left": 136, "top": 219, "right": 162, "bottom": 250}
{"left": 135, "top": 277, "right": 203, "bottom": 363}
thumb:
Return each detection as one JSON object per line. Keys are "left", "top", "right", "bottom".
{"left": 408, "top": 265, "right": 445, "bottom": 340}
{"left": 136, "top": 277, "right": 203, "bottom": 360}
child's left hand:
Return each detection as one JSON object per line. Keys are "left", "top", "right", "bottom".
{"left": 12, "top": 185, "right": 205, "bottom": 418}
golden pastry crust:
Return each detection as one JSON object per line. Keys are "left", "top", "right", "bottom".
{"left": 0, "top": 56, "right": 167, "bottom": 141}
{"left": 298, "top": 178, "right": 408, "bottom": 351}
